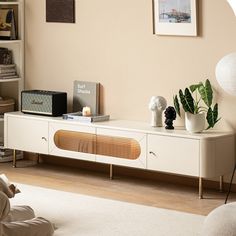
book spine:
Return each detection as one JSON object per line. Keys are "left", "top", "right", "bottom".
{"left": 0, "top": 72, "right": 16, "bottom": 77}
{"left": 0, "top": 64, "right": 16, "bottom": 69}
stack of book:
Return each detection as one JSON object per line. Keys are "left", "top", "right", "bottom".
{"left": 63, "top": 112, "right": 110, "bottom": 123}
{"left": 0, "top": 144, "right": 23, "bottom": 163}
{"left": 0, "top": 48, "right": 18, "bottom": 80}
{"left": 0, "top": 64, "right": 18, "bottom": 80}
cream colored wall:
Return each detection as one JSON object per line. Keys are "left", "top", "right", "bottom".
{"left": 25, "top": 0, "right": 236, "bottom": 129}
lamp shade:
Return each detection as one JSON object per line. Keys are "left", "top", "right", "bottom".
{"left": 228, "top": 0, "right": 236, "bottom": 15}
{"left": 215, "top": 52, "right": 236, "bottom": 96}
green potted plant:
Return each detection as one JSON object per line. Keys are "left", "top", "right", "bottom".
{"left": 173, "top": 79, "right": 220, "bottom": 133}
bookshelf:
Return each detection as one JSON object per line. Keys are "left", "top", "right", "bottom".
{"left": 0, "top": 0, "right": 24, "bottom": 161}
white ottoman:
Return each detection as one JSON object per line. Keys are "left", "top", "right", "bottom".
{"left": 201, "top": 202, "right": 236, "bottom": 236}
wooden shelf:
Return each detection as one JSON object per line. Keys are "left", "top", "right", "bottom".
{"left": 0, "top": 1, "right": 20, "bottom": 5}
{"left": 0, "top": 40, "right": 22, "bottom": 44}
{"left": 0, "top": 78, "right": 21, "bottom": 83}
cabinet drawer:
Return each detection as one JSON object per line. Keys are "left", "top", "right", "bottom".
{"left": 96, "top": 128, "right": 146, "bottom": 169}
{"left": 49, "top": 122, "right": 96, "bottom": 161}
{"left": 147, "top": 134, "right": 199, "bottom": 176}
{"left": 6, "top": 116, "right": 48, "bottom": 154}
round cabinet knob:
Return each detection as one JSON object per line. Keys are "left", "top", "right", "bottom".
{"left": 42, "top": 137, "right": 47, "bottom": 141}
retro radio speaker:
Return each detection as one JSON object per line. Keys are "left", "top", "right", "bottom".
{"left": 21, "top": 90, "right": 67, "bottom": 116}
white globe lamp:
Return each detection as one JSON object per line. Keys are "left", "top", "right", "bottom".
{"left": 215, "top": 53, "right": 236, "bottom": 204}
{"left": 215, "top": 52, "right": 236, "bottom": 96}
{"left": 228, "top": 0, "right": 236, "bottom": 15}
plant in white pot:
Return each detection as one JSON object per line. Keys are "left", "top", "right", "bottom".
{"left": 173, "top": 79, "right": 220, "bottom": 133}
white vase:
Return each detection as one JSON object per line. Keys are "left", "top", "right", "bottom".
{"left": 185, "top": 112, "right": 205, "bottom": 133}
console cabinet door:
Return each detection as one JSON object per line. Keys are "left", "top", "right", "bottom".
{"left": 147, "top": 134, "right": 199, "bottom": 176}
{"left": 96, "top": 128, "right": 146, "bottom": 169}
{"left": 5, "top": 116, "right": 48, "bottom": 154}
{"left": 49, "top": 122, "right": 96, "bottom": 161}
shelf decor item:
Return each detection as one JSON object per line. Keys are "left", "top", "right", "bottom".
{"left": 148, "top": 96, "right": 167, "bottom": 127}
{"left": 173, "top": 79, "right": 220, "bottom": 133}
{"left": 215, "top": 52, "right": 236, "bottom": 203}
{"left": 153, "top": 0, "right": 197, "bottom": 36}
{"left": 46, "top": 0, "right": 75, "bottom": 23}
{"left": 73, "top": 81, "right": 100, "bottom": 115}
{"left": 164, "top": 106, "right": 176, "bottom": 130}
{"left": 228, "top": 0, "right": 236, "bottom": 15}
{"left": 0, "top": 8, "right": 17, "bottom": 40}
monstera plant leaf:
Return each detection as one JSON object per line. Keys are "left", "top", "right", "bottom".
{"left": 173, "top": 95, "right": 181, "bottom": 117}
{"left": 198, "top": 79, "right": 213, "bottom": 107}
{"left": 179, "top": 88, "right": 194, "bottom": 114}
{"left": 206, "top": 103, "right": 220, "bottom": 129}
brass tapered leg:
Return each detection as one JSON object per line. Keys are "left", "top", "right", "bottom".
{"left": 220, "top": 176, "right": 224, "bottom": 192}
{"left": 13, "top": 149, "right": 16, "bottom": 168}
{"left": 110, "top": 164, "right": 113, "bottom": 180}
{"left": 199, "top": 177, "right": 203, "bottom": 199}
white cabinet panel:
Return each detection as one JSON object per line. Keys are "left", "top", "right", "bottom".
{"left": 147, "top": 134, "right": 199, "bottom": 176}
{"left": 49, "top": 122, "right": 96, "bottom": 162}
{"left": 96, "top": 128, "right": 146, "bottom": 169}
{"left": 6, "top": 116, "right": 48, "bottom": 154}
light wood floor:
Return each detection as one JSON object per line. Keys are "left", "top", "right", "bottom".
{"left": 1, "top": 159, "right": 236, "bottom": 216}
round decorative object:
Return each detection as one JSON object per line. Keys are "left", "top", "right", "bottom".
{"left": 164, "top": 106, "right": 176, "bottom": 130}
{"left": 185, "top": 112, "right": 205, "bottom": 133}
{"left": 228, "top": 0, "right": 236, "bottom": 15}
{"left": 201, "top": 202, "right": 236, "bottom": 236}
{"left": 215, "top": 52, "right": 236, "bottom": 96}
{"left": 148, "top": 96, "right": 167, "bottom": 127}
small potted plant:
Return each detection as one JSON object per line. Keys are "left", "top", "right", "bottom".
{"left": 173, "top": 79, "right": 220, "bottom": 133}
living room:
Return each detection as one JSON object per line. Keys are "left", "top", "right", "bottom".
{"left": 1, "top": 0, "right": 236, "bottom": 235}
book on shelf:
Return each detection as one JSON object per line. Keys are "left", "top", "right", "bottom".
{"left": 63, "top": 112, "right": 110, "bottom": 123}
{"left": 0, "top": 152, "right": 23, "bottom": 163}
{"left": 0, "top": 48, "right": 13, "bottom": 64}
{"left": 0, "top": 8, "right": 17, "bottom": 40}
{"left": 0, "top": 64, "right": 16, "bottom": 69}
{"left": 0, "top": 74, "right": 18, "bottom": 80}
{"left": 0, "top": 63, "right": 17, "bottom": 79}
{"left": 73, "top": 81, "right": 100, "bottom": 115}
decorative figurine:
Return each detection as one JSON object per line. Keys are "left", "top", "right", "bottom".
{"left": 164, "top": 106, "right": 176, "bottom": 129}
{"left": 148, "top": 96, "right": 167, "bottom": 127}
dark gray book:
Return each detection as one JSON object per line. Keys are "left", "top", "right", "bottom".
{"left": 73, "top": 81, "right": 100, "bottom": 115}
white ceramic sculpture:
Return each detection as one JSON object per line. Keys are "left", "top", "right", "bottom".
{"left": 148, "top": 96, "right": 167, "bottom": 127}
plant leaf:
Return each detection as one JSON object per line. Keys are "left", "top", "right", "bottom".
{"left": 198, "top": 79, "right": 213, "bottom": 107}
{"left": 179, "top": 88, "right": 194, "bottom": 114}
{"left": 173, "top": 95, "right": 181, "bottom": 117}
{"left": 206, "top": 104, "right": 220, "bottom": 129}
{"left": 206, "top": 107, "right": 214, "bottom": 129}
{"left": 190, "top": 84, "right": 200, "bottom": 93}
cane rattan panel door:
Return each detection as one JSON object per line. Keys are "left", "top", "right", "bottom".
{"left": 96, "top": 128, "right": 146, "bottom": 168}
{"left": 49, "top": 122, "right": 96, "bottom": 161}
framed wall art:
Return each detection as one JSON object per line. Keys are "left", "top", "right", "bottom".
{"left": 153, "top": 0, "right": 197, "bottom": 36}
{"left": 46, "top": 0, "right": 75, "bottom": 23}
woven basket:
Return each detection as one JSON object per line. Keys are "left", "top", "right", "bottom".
{"left": 0, "top": 97, "right": 15, "bottom": 114}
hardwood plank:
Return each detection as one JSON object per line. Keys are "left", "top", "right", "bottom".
{"left": 1, "top": 160, "right": 235, "bottom": 216}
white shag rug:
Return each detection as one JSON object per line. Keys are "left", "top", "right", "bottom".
{"left": 10, "top": 184, "right": 205, "bottom": 236}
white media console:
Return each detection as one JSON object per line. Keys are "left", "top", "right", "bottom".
{"left": 4, "top": 111, "right": 235, "bottom": 198}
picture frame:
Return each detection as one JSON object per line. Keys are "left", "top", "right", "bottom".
{"left": 46, "top": 0, "right": 75, "bottom": 23}
{"left": 0, "top": 8, "right": 17, "bottom": 40}
{"left": 153, "top": 0, "right": 197, "bottom": 36}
